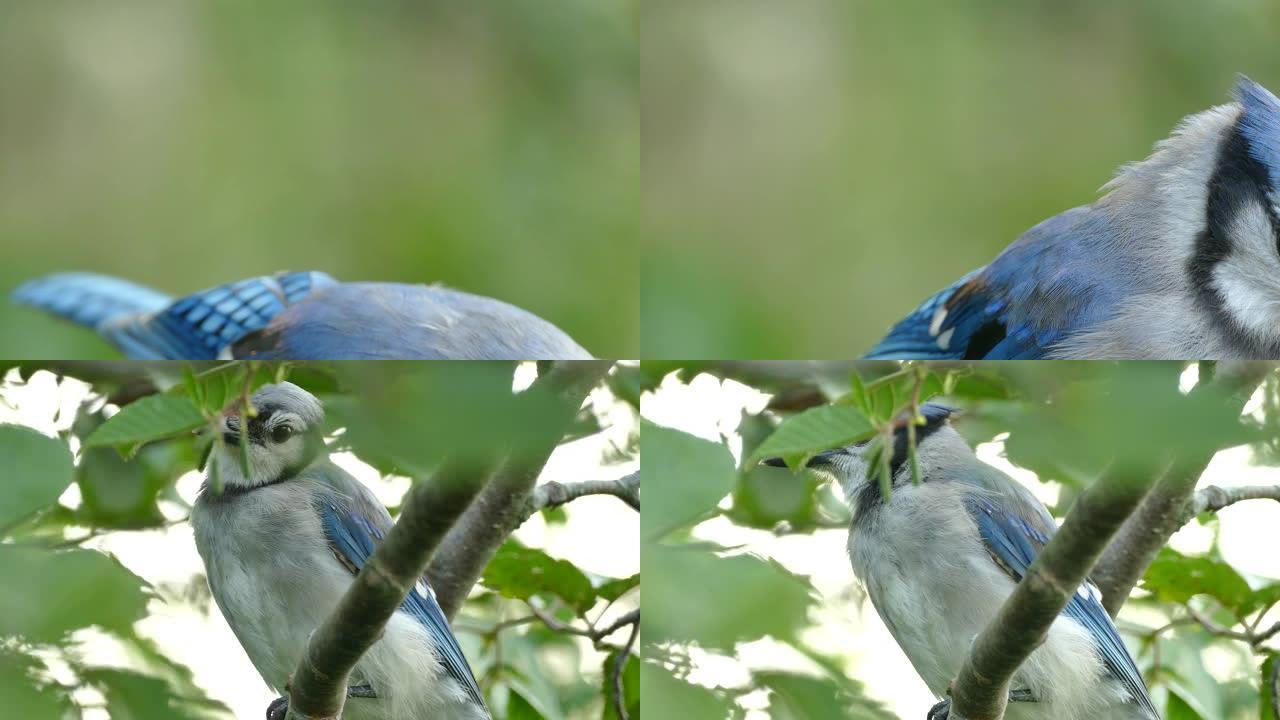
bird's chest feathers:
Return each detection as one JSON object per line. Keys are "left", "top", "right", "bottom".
{"left": 194, "top": 486, "right": 352, "bottom": 688}
{"left": 848, "top": 482, "right": 1014, "bottom": 690}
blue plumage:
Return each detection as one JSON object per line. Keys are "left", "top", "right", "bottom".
{"left": 1237, "top": 76, "right": 1280, "bottom": 192}
{"left": 964, "top": 493, "right": 1158, "bottom": 719}
{"left": 867, "top": 76, "right": 1280, "bottom": 360}
{"left": 11, "top": 272, "right": 171, "bottom": 331}
{"left": 867, "top": 208, "right": 1124, "bottom": 359}
{"left": 318, "top": 499, "right": 487, "bottom": 710}
{"left": 12, "top": 271, "right": 591, "bottom": 360}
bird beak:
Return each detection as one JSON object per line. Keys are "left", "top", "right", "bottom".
{"left": 761, "top": 449, "right": 840, "bottom": 469}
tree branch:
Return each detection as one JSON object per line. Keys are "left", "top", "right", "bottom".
{"left": 947, "top": 466, "right": 1158, "bottom": 720}
{"left": 284, "top": 459, "right": 493, "bottom": 720}
{"left": 283, "top": 361, "right": 612, "bottom": 719}
{"left": 1184, "top": 484, "right": 1280, "bottom": 520}
{"left": 427, "top": 361, "right": 614, "bottom": 619}
{"left": 527, "top": 471, "right": 640, "bottom": 514}
{"left": 1091, "top": 362, "right": 1272, "bottom": 617}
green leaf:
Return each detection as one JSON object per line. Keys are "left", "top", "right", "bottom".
{"left": 331, "top": 362, "right": 562, "bottom": 476}
{"left": 0, "top": 547, "right": 149, "bottom": 642}
{"left": 601, "top": 650, "right": 640, "bottom": 720}
{"left": 84, "top": 668, "right": 226, "bottom": 720}
{"left": 1166, "top": 689, "right": 1207, "bottom": 720}
{"left": 1142, "top": 548, "right": 1255, "bottom": 616}
{"left": 0, "top": 424, "right": 73, "bottom": 531}
{"left": 481, "top": 541, "right": 596, "bottom": 615}
{"left": 749, "top": 404, "right": 874, "bottom": 469}
{"left": 0, "top": 649, "right": 72, "bottom": 717}
{"left": 83, "top": 395, "right": 206, "bottom": 449}
{"left": 759, "top": 671, "right": 895, "bottom": 720}
{"left": 644, "top": 544, "right": 814, "bottom": 649}
{"left": 641, "top": 421, "right": 736, "bottom": 541}
{"left": 1263, "top": 654, "right": 1278, "bottom": 720}
{"left": 507, "top": 688, "right": 548, "bottom": 720}
{"left": 640, "top": 661, "right": 733, "bottom": 720}
{"left": 596, "top": 573, "right": 639, "bottom": 603}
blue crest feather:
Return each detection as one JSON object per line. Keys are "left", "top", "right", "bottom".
{"left": 1235, "top": 75, "right": 1280, "bottom": 192}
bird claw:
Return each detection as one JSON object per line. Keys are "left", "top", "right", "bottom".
{"left": 266, "top": 696, "right": 289, "bottom": 720}
{"left": 926, "top": 688, "right": 1035, "bottom": 719}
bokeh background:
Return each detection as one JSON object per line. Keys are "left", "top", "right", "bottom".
{"left": 0, "top": 0, "right": 637, "bottom": 358}
{"left": 642, "top": 0, "right": 1280, "bottom": 357}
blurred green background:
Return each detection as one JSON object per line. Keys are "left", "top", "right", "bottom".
{"left": 0, "top": 0, "right": 637, "bottom": 358}
{"left": 642, "top": 0, "right": 1280, "bottom": 358}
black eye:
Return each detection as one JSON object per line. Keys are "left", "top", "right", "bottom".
{"left": 271, "top": 425, "right": 293, "bottom": 443}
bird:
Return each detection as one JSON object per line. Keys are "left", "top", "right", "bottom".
{"left": 190, "top": 382, "right": 491, "bottom": 720}
{"left": 867, "top": 75, "right": 1280, "bottom": 360}
{"left": 764, "top": 404, "right": 1159, "bottom": 720}
{"left": 11, "top": 270, "right": 591, "bottom": 360}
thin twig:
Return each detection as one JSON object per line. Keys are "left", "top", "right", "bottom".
{"left": 612, "top": 615, "right": 640, "bottom": 720}
{"left": 528, "top": 472, "right": 640, "bottom": 514}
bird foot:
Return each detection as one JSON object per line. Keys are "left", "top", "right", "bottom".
{"left": 926, "top": 688, "right": 1036, "bottom": 719}
{"left": 265, "top": 685, "right": 377, "bottom": 719}
{"left": 266, "top": 696, "right": 289, "bottom": 720}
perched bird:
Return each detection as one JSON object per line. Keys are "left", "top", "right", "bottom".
{"left": 765, "top": 404, "right": 1158, "bottom": 720}
{"left": 190, "top": 382, "right": 491, "bottom": 720}
{"left": 868, "top": 76, "right": 1280, "bottom": 360}
{"left": 12, "top": 271, "right": 590, "bottom": 360}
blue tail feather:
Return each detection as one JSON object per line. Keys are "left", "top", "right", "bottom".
{"left": 11, "top": 273, "right": 171, "bottom": 330}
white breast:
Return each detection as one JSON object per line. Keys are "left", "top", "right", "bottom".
{"left": 191, "top": 481, "right": 486, "bottom": 720}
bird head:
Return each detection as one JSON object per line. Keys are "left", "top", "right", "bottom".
{"left": 1102, "top": 76, "right": 1280, "bottom": 353}
{"left": 207, "top": 381, "right": 326, "bottom": 490}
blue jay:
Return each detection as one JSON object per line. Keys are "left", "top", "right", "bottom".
{"left": 190, "top": 382, "right": 491, "bottom": 720}
{"left": 869, "top": 76, "right": 1280, "bottom": 360}
{"left": 12, "top": 271, "right": 591, "bottom": 360}
{"left": 765, "top": 404, "right": 1158, "bottom": 720}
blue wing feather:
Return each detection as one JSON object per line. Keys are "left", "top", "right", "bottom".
{"left": 102, "top": 271, "right": 337, "bottom": 359}
{"left": 963, "top": 492, "right": 1158, "bottom": 717}
{"left": 866, "top": 207, "right": 1121, "bottom": 360}
{"left": 317, "top": 499, "right": 487, "bottom": 710}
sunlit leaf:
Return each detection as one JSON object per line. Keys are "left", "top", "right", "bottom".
{"left": 83, "top": 395, "right": 205, "bottom": 449}
{"left": 0, "top": 547, "right": 148, "bottom": 642}
{"left": 640, "top": 662, "right": 734, "bottom": 720}
{"left": 644, "top": 544, "right": 813, "bottom": 649}
{"left": 601, "top": 650, "right": 640, "bottom": 720}
{"left": 596, "top": 574, "right": 639, "bottom": 603}
{"left": 749, "top": 404, "right": 874, "bottom": 470}
{"left": 641, "top": 421, "right": 736, "bottom": 541}
{"left": 0, "top": 424, "right": 73, "bottom": 531}
{"left": 759, "top": 671, "right": 895, "bottom": 720}
{"left": 482, "top": 541, "right": 596, "bottom": 615}
{"left": 1142, "top": 548, "right": 1254, "bottom": 617}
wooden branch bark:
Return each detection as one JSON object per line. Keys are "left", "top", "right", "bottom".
{"left": 427, "top": 360, "right": 613, "bottom": 619}
{"left": 284, "top": 360, "right": 612, "bottom": 719}
{"left": 1091, "top": 362, "right": 1272, "bottom": 617}
{"left": 527, "top": 471, "right": 640, "bottom": 514}
{"left": 947, "top": 466, "right": 1158, "bottom": 720}
{"left": 1184, "top": 484, "right": 1280, "bottom": 520}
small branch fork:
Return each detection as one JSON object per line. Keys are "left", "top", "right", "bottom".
{"left": 527, "top": 471, "right": 640, "bottom": 514}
